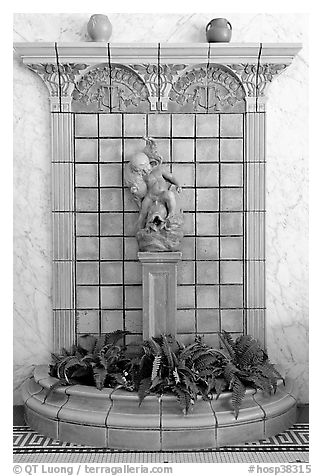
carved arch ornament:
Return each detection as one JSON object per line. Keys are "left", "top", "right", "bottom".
{"left": 27, "top": 60, "right": 287, "bottom": 113}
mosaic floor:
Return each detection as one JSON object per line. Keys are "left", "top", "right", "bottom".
{"left": 13, "top": 424, "right": 309, "bottom": 464}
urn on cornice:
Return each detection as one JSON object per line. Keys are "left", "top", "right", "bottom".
{"left": 206, "top": 18, "right": 232, "bottom": 43}
{"left": 87, "top": 14, "right": 112, "bottom": 42}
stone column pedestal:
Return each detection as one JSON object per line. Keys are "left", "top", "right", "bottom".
{"left": 137, "top": 252, "right": 182, "bottom": 340}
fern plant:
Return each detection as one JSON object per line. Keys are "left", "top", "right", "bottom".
{"left": 47, "top": 330, "right": 284, "bottom": 419}
{"left": 218, "top": 330, "right": 284, "bottom": 418}
{"left": 136, "top": 334, "right": 226, "bottom": 414}
{"left": 49, "top": 330, "right": 132, "bottom": 392}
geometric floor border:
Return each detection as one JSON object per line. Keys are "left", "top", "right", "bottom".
{"left": 13, "top": 423, "right": 309, "bottom": 463}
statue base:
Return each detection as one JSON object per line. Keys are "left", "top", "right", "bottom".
{"left": 138, "top": 252, "right": 182, "bottom": 340}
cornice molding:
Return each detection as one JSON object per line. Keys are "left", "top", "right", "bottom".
{"left": 13, "top": 42, "right": 302, "bottom": 65}
{"left": 13, "top": 42, "right": 302, "bottom": 112}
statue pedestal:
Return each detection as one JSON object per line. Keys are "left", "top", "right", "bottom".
{"left": 138, "top": 252, "right": 182, "bottom": 340}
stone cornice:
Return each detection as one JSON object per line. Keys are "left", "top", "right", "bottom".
{"left": 14, "top": 42, "right": 301, "bottom": 65}
{"left": 13, "top": 42, "right": 302, "bottom": 112}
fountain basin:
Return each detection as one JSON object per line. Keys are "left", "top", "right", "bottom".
{"left": 22, "top": 365, "right": 297, "bottom": 450}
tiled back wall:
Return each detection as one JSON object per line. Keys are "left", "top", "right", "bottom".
{"left": 75, "top": 112, "right": 245, "bottom": 346}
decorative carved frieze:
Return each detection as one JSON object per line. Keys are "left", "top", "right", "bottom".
{"left": 26, "top": 60, "right": 288, "bottom": 113}
{"left": 27, "top": 63, "right": 87, "bottom": 102}
{"left": 229, "top": 63, "right": 287, "bottom": 97}
{"left": 72, "top": 64, "right": 149, "bottom": 112}
{"left": 70, "top": 63, "right": 246, "bottom": 112}
{"left": 131, "top": 64, "right": 186, "bottom": 110}
{"left": 169, "top": 65, "right": 245, "bottom": 112}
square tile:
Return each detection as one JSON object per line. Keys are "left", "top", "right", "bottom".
{"left": 76, "top": 286, "right": 99, "bottom": 309}
{"left": 76, "top": 213, "right": 98, "bottom": 236}
{"left": 220, "top": 139, "right": 243, "bottom": 162}
{"left": 76, "top": 237, "right": 99, "bottom": 260}
{"left": 75, "top": 164, "right": 98, "bottom": 187}
{"left": 100, "top": 262, "right": 123, "bottom": 284}
{"left": 221, "top": 188, "right": 243, "bottom": 211}
{"left": 197, "top": 189, "right": 219, "bottom": 211}
{"left": 125, "top": 286, "right": 142, "bottom": 309}
{"left": 196, "top": 139, "right": 219, "bottom": 162}
{"left": 148, "top": 114, "right": 170, "bottom": 137}
{"left": 177, "top": 286, "right": 195, "bottom": 308}
{"left": 221, "top": 309, "right": 244, "bottom": 332}
{"left": 177, "top": 261, "right": 195, "bottom": 285}
{"left": 124, "top": 237, "right": 139, "bottom": 260}
{"left": 220, "top": 212, "right": 243, "bottom": 235}
{"left": 100, "top": 213, "right": 123, "bottom": 236}
{"left": 196, "top": 114, "right": 219, "bottom": 137}
{"left": 220, "top": 285, "right": 243, "bottom": 308}
{"left": 101, "top": 286, "right": 123, "bottom": 309}
{"left": 221, "top": 261, "right": 243, "bottom": 284}
{"left": 180, "top": 188, "right": 195, "bottom": 211}
{"left": 220, "top": 114, "right": 243, "bottom": 137}
{"left": 124, "top": 262, "right": 141, "bottom": 284}
{"left": 197, "top": 309, "right": 219, "bottom": 332}
{"left": 77, "top": 310, "right": 99, "bottom": 333}
{"left": 221, "top": 163, "right": 243, "bottom": 186}
{"left": 99, "top": 114, "right": 122, "bottom": 137}
{"left": 220, "top": 237, "right": 243, "bottom": 259}
{"left": 124, "top": 114, "right": 146, "bottom": 137}
{"left": 75, "top": 114, "right": 98, "bottom": 137}
{"left": 197, "top": 261, "right": 219, "bottom": 284}
{"left": 99, "top": 139, "right": 122, "bottom": 162}
{"left": 172, "top": 139, "right": 194, "bottom": 162}
{"left": 177, "top": 310, "right": 195, "bottom": 333}
{"left": 202, "top": 333, "right": 220, "bottom": 348}
{"left": 196, "top": 286, "right": 219, "bottom": 309}
{"left": 181, "top": 237, "right": 195, "bottom": 260}
{"left": 76, "top": 262, "right": 99, "bottom": 284}
{"left": 100, "top": 189, "right": 123, "bottom": 211}
{"left": 183, "top": 213, "right": 195, "bottom": 235}
{"left": 172, "top": 164, "right": 194, "bottom": 187}
{"left": 124, "top": 139, "right": 145, "bottom": 162}
{"left": 125, "top": 310, "right": 142, "bottom": 333}
{"left": 196, "top": 237, "right": 219, "bottom": 260}
{"left": 196, "top": 212, "right": 218, "bottom": 235}
{"left": 75, "top": 139, "right": 98, "bottom": 162}
{"left": 196, "top": 163, "right": 219, "bottom": 187}
{"left": 101, "top": 237, "right": 123, "bottom": 260}
{"left": 172, "top": 114, "right": 194, "bottom": 137}
{"left": 101, "top": 310, "right": 123, "bottom": 332}
{"left": 76, "top": 189, "right": 98, "bottom": 211}
{"left": 100, "top": 164, "right": 122, "bottom": 186}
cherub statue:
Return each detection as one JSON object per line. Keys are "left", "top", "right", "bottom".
{"left": 124, "top": 137, "right": 184, "bottom": 252}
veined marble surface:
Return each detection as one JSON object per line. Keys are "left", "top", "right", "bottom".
{"left": 13, "top": 13, "right": 308, "bottom": 404}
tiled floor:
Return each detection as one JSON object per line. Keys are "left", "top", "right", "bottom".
{"left": 13, "top": 424, "right": 309, "bottom": 464}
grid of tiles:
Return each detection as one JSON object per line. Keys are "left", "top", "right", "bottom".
{"left": 74, "top": 113, "right": 245, "bottom": 344}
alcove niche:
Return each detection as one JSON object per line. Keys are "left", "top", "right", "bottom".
{"left": 15, "top": 42, "right": 301, "bottom": 450}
